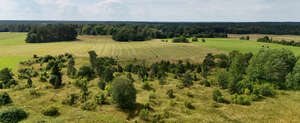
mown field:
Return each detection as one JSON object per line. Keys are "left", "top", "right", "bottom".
{"left": 1, "top": 32, "right": 300, "bottom": 71}
{"left": 1, "top": 32, "right": 300, "bottom": 122}
{"left": 229, "top": 34, "right": 300, "bottom": 42}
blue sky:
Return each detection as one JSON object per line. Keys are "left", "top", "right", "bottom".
{"left": 0, "top": 0, "right": 299, "bottom": 22}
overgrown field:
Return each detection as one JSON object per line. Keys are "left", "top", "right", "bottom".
{"left": 0, "top": 32, "right": 300, "bottom": 122}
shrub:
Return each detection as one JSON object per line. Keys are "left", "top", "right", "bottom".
{"left": 62, "top": 93, "right": 78, "bottom": 106}
{"left": 77, "top": 66, "right": 94, "bottom": 80}
{"left": 49, "top": 63, "right": 62, "bottom": 89}
{"left": 0, "top": 68, "right": 17, "bottom": 89}
{"left": 166, "top": 89, "right": 175, "bottom": 98}
{"left": 111, "top": 77, "right": 137, "bottom": 109}
{"left": 181, "top": 72, "right": 193, "bottom": 87}
{"left": 231, "top": 94, "right": 251, "bottom": 105}
{"left": 28, "top": 89, "right": 40, "bottom": 97}
{"left": 0, "top": 106, "right": 27, "bottom": 123}
{"left": 139, "top": 109, "right": 150, "bottom": 121}
{"left": 216, "top": 71, "right": 229, "bottom": 89}
{"left": 81, "top": 100, "right": 97, "bottom": 111}
{"left": 285, "top": 59, "right": 300, "bottom": 90}
{"left": 0, "top": 92, "right": 12, "bottom": 106}
{"left": 184, "top": 101, "right": 195, "bottom": 109}
{"left": 212, "top": 89, "right": 222, "bottom": 101}
{"left": 173, "top": 36, "right": 189, "bottom": 43}
{"left": 253, "top": 83, "right": 276, "bottom": 97}
{"left": 142, "top": 82, "right": 153, "bottom": 90}
{"left": 41, "top": 106, "right": 59, "bottom": 116}
{"left": 97, "top": 79, "right": 106, "bottom": 90}
{"left": 94, "top": 93, "right": 106, "bottom": 105}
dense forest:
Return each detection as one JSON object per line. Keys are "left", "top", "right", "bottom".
{"left": 1, "top": 21, "right": 300, "bottom": 42}
{"left": 26, "top": 24, "right": 78, "bottom": 43}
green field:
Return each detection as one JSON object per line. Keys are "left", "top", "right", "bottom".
{"left": 193, "top": 38, "right": 300, "bottom": 55}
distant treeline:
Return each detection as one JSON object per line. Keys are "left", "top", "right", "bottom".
{"left": 2, "top": 22, "right": 300, "bottom": 41}
{"left": 257, "top": 36, "right": 300, "bottom": 47}
{"left": 26, "top": 24, "right": 77, "bottom": 43}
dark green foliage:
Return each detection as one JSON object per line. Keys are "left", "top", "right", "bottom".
{"left": 184, "top": 101, "right": 195, "bottom": 109}
{"left": 127, "top": 73, "right": 135, "bottom": 83}
{"left": 101, "top": 68, "right": 114, "bottom": 82}
{"left": 246, "top": 49, "right": 296, "bottom": 89}
{"left": 167, "top": 89, "right": 175, "bottom": 98}
{"left": 88, "top": 50, "right": 98, "bottom": 71}
{"left": 73, "top": 79, "right": 89, "bottom": 102}
{"left": 17, "top": 68, "right": 38, "bottom": 80}
{"left": 181, "top": 72, "right": 193, "bottom": 87}
{"left": 77, "top": 66, "right": 94, "bottom": 80}
{"left": 97, "top": 79, "right": 106, "bottom": 90}
{"left": 173, "top": 36, "right": 189, "bottom": 43}
{"left": 215, "top": 53, "right": 230, "bottom": 68}
{"left": 142, "top": 82, "right": 153, "bottom": 90}
{"left": 212, "top": 89, "right": 228, "bottom": 103}
{"left": 94, "top": 93, "right": 106, "bottom": 105}
{"left": 240, "top": 36, "right": 250, "bottom": 40}
{"left": 111, "top": 77, "right": 137, "bottom": 109}
{"left": 0, "top": 68, "right": 17, "bottom": 89}
{"left": 26, "top": 24, "right": 77, "bottom": 43}
{"left": 49, "top": 62, "right": 62, "bottom": 89}
{"left": 39, "top": 71, "right": 49, "bottom": 82}
{"left": 0, "top": 106, "right": 27, "bottom": 123}
{"left": 286, "top": 59, "right": 300, "bottom": 90}
{"left": 26, "top": 78, "right": 33, "bottom": 88}
{"left": 112, "top": 27, "right": 151, "bottom": 41}
{"left": 203, "top": 53, "right": 215, "bottom": 70}
{"left": 41, "top": 106, "right": 59, "bottom": 116}
{"left": 257, "top": 36, "right": 300, "bottom": 47}
{"left": 67, "top": 58, "right": 77, "bottom": 78}
{"left": 0, "top": 92, "right": 12, "bottom": 106}
{"left": 216, "top": 71, "right": 229, "bottom": 89}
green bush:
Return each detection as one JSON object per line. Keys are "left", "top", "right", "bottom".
{"left": 181, "top": 72, "right": 193, "bottom": 87}
{"left": 94, "top": 93, "right": 106, "bottom": 105}
{"left": 97, "top": 79, "right": 106, "bottom": 90}
{"left": 139, "top": 109, "right": 150, "bottom": 121}
{"left": 216, "top": 71, "right": 229, "bottom": 89}
{"left": 231, "top": 94, "right": 251, "bottom": 105}
{"left": 0, "top": 106, "right": 27, "bottom": 123}
{"left": 41, "top": 106, "right": 59, "bottom": 116}
{"left": 81, "top": 100, "right": 97, "bottom": 111}
{"left": 253, "top": 83, "right": 276, "bottom": 97}
{"left": 184, "top": 101, "right": 195, "bottom": 109}
{"left": 212, "top": 89, "right": 228, "bottom": 104}
{"left": 0, "top": 92, "right": 12, "bottom": 106}
{"left": 77, "top": 66, "right": 94, "bottom": 80}
{"left": 0, "top": 68, "right": 17, "bottom": 89}
{"left": 111, "top": 77, "right": 137, "bottom": 109}
{"left": 142, "top": 82, "right": 153, "bottom": 90}
{"left": 62, "top": 93, "right": 78, "bottom": 105}
{"left": 166, "top": 89, "right": 175, "bottom": 98}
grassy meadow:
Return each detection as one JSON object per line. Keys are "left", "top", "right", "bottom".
{"left": 0, "top": 32, "right": 300, "bottom": 122}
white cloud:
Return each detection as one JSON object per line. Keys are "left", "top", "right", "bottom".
{"left": 0, "top": 0, "right": 299, "bottom": 21}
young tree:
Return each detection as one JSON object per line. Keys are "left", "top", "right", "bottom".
{"left": 286, "top": 59, "right": 300, "bottom": 90}
{"left": 67, "top": 58, "right": 77, "bottom": 78}
{"left": 49, "top": 62, "right": 62, "bottom": 89}
{"left": 101, "top": 68, "right": 114, "bottom": 83}
{"left": 111, "top": 77, "right": 137, "bottom": 109}
{"left": 182, "top": 72, "right": 193, "bottom": 87}
{"left": 0, "top": 68, "right": 17, "bottom": 89}
{"left": 88, "top": 51, "right": 98, "bottom": 71}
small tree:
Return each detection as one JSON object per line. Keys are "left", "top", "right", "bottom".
{"left": 0, "top": 92, "right": 12, "bottom": 106}
{"left": 77, "top": 66, "right": 94, "bottom": 80}
{"left": 111, "top": 77, "right": 137, "bottom": 109}
{"left": 0, "top": 68, "right": 17, "bottom": 89}
{"left": 182, "top": 72, "right": 193, "bottom": 87}
{"left": 88, "top": 50, "right": 98, "bottom": 71}
{"left": 67, "top": 58, "right": 77, "bottom": 78}
{"left": 102, "top": 68, "right": 114, "bottom": 82}
{"left": 49, "top": 63, "right": 62, "bottom": 89}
